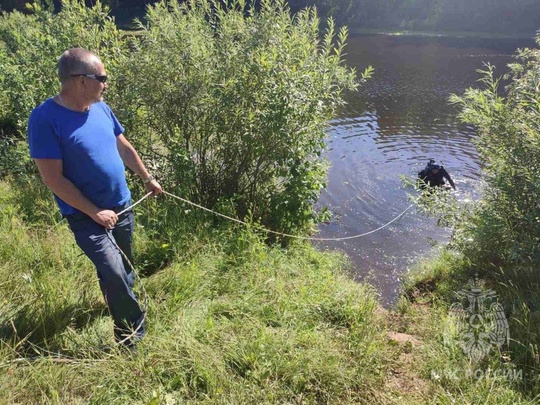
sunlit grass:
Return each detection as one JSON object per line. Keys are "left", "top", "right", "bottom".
{"left": 0, "top": 178, "right": 389, "bottom": 404}
{"left": 401, "top": 251, "right": 540, "bottom": 403}
{"left": 3, "top": 173, "right": 539, "bottom": 403}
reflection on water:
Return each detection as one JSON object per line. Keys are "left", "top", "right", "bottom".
{"left": 315, "top": 34, "right": 535, "bottom": 306}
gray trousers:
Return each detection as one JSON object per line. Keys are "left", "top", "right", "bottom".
{"left": 66, "top": 205, "right": 144, "bottom": 346}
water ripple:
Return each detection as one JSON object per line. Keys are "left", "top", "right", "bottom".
{"left": 315, "top": 34, "right": 532, "bottom": 306}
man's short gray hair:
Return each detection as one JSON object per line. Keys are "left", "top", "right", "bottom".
{"left": 57, "top": 48, "right": 101, "bottom": 84}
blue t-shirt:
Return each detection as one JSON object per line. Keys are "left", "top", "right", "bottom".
{"left": 27, "top": 98, "right": 131, "bottom": 216}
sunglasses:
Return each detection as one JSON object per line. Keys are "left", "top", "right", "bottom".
{"left": 70, "top": 73, "right": 108, "bottom": 83}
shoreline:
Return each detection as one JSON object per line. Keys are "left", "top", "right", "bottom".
{"left": 349, "top": 28, "right": 537, "bottom": 41}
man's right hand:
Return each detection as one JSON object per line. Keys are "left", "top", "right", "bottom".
{"left": 92, "top": 209, "right": 118, "bottom": 229}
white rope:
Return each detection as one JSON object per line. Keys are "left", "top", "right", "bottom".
{"left": 107, "top": 189, "right": 412, "bottom": 346}
{"left": 117, "top": 191, "right": 154, "bottom": 216}
{"left": 161, "top": 190, "right": 413, "bottom": 241}
{"left": 6, "top": 188, "right": 412, "bottom": 365}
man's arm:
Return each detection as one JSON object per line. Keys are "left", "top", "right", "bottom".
{"left": 33, "top": 158, "right": 119, "bottom": 228}
{"left": 116, "top": 134, "right": 162, "bottom": 195}
{"left": 442, "top": 168, "right": 456, "bottom": 190}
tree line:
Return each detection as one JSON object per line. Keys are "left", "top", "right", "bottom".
{"left": 1, "top": 0, "right": 538, "bottom": 34}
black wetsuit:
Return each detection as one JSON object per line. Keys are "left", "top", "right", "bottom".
{"left": 418, "top": 166, "right": 456, "bottom": 189}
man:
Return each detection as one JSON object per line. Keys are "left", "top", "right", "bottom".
{"left": 418, "top": 159, "right": 456, "bottom": 190}
{"left": 27, "top": 48, "right": 162, "bottom": 348}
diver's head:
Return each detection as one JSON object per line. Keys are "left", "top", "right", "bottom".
{"left": 427, "top": 159, "right": 440, "bottom": 173}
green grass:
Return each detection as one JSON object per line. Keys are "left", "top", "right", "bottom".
{"left": 396, "top": 250, "right": 540, "bottom": 404}
{"left": 0, "top": 177, "right": 391, "bottom": 404}
{"left": 4, "top": 175, "right": 540, "bottom": 403}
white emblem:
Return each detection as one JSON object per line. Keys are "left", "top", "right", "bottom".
{"left": 449, "top": 276, "right": 509, "bottom": 362}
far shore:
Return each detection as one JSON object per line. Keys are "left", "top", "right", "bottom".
{"left": 349, "top": 28, "right": 537, "bottom": 40}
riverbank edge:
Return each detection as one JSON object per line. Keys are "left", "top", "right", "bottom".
{"left": 349, "top": 28, "right": 537, "bottom": 40}
{"left": 2, "top": 173, "right": 535, "bottom": 403}
{"left": 387, "top": 248, "right": 540, "bottom": 403}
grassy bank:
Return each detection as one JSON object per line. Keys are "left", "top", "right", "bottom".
{"left": 390, "top": 250, "right": 540, "bottom": 404}
{"left": 3, "top": 178, "right": 540, "bottom": 404}
{"left": 0, "top": 177, "right": 395, "bottom": 404}
{"left": 3, "top": 178, "right": 539, "bottom": 404}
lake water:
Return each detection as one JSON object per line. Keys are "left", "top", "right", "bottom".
{"left": 315, "top": 34, "right": 536, "bottom": 306}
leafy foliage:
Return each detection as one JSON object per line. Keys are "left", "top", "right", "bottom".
{"left": 449, "top": 52, "right": 540, "bottom": 268}
{"left": 0, "top": 0, "right": 127, "bottom": 177}
{"left": 121, "top": 0, "right": 365, "bottom": 234}
{"left": 0, "top": 0, "right": 126, "bottom": 133}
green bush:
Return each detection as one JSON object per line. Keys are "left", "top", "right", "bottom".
{"left": 0, "top": 0, "right": 127, "bottom": 178}
{"left": 0, "top": 0, "right": 127, "bottom": 133}
{"left": 122, "top": 0, "right": 368, "bottom": 234}
{"left": 449, "top": 52, "right": 540, "bottom": 269}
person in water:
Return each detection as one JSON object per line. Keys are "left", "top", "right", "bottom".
{"left": 418, "top": 159, "right": 456, "bottom": 190}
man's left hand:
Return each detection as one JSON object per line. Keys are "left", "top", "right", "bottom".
{"left": 145, "top": 179, "right": 163, "bottom": 196}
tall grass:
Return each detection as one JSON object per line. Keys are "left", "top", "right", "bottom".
{"left": 399, "top": 250, "right": 540, "bottom": 403}
{"left": 0, "top": 177, "right": 390, "bottom": 403}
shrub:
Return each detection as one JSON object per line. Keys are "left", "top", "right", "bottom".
{"left": 124, "top": 0, "right": 369, "bottom": 234}
{"left": 0, "top": 0, "right": 127, "bottom": 133}
{"left": 0, "top": 0, "right": 127, "bottom": 178}
{"left": 449, "top": 52, "right": 540, "bottom": 268}
{"left": 0, "top": 0, "right": 370, "bottom": 234}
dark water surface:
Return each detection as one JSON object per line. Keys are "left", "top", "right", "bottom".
{"left": 315, "top": 34, "right": 535, "bottom": 306}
